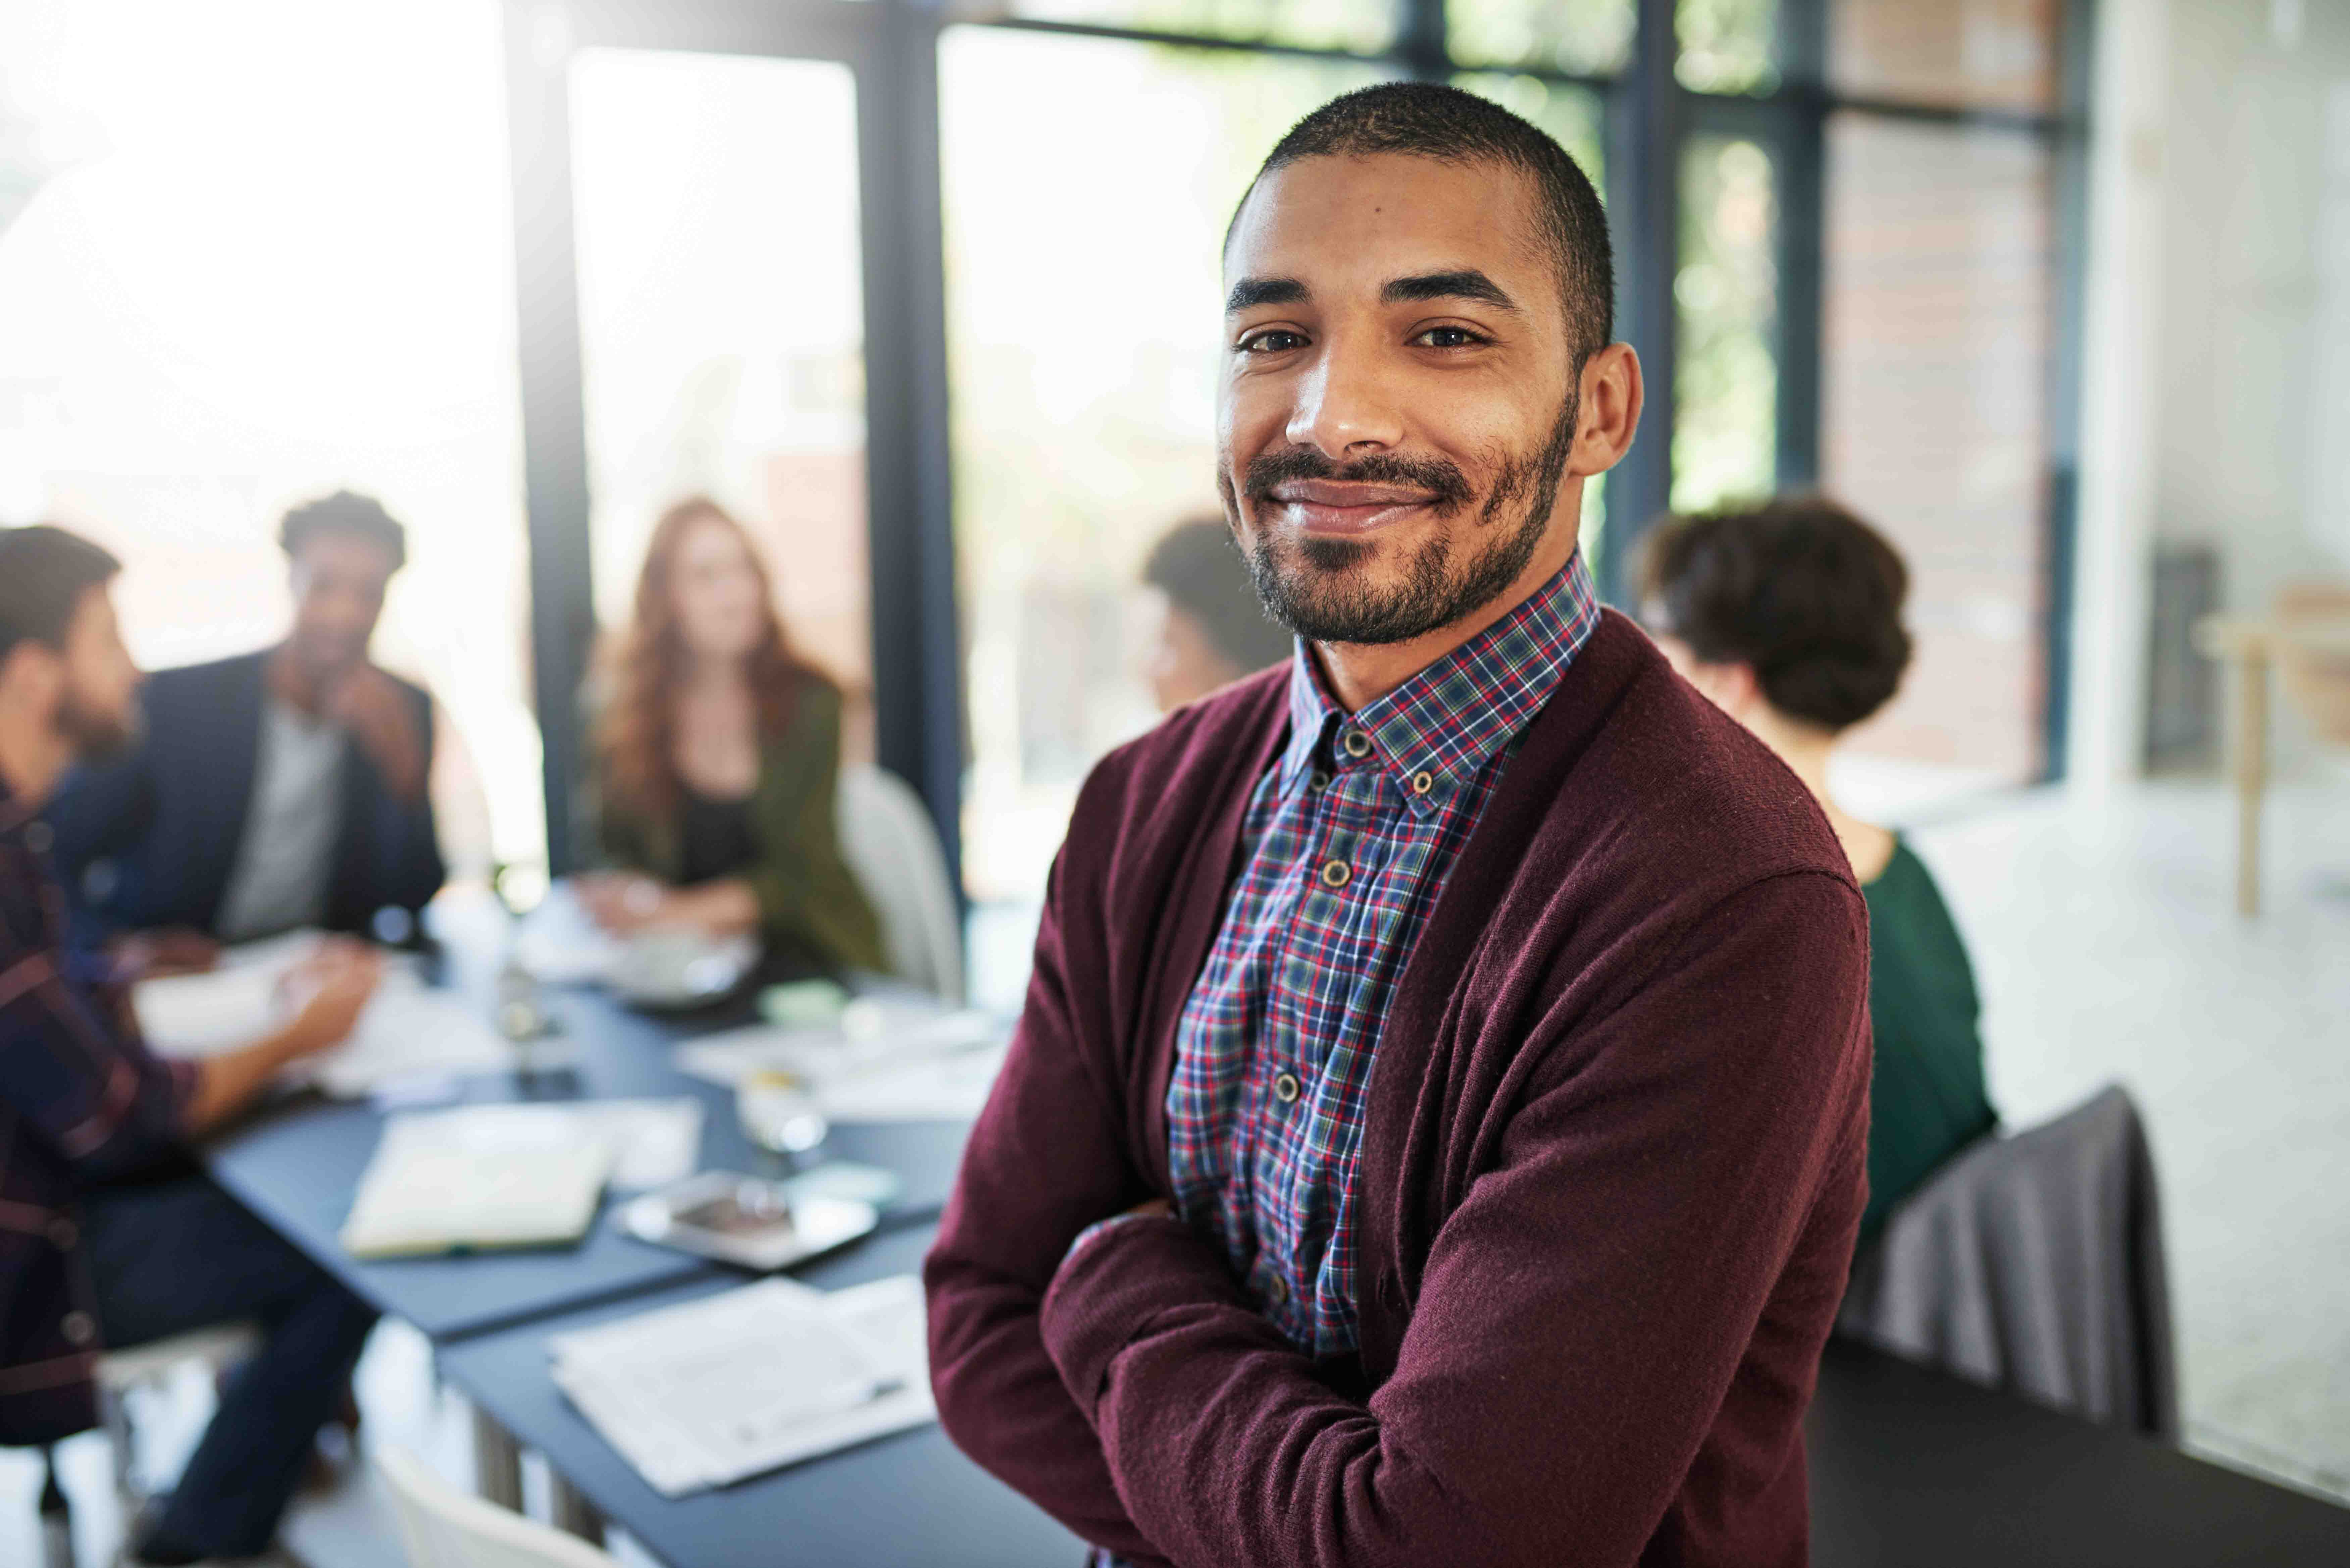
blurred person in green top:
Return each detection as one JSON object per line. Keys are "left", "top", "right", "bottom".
{"left": 580, "top": 496, "right": 885, "bottom": 975}
{"left": 1639, "top": 493, "right": 1995, "bottom": 1242}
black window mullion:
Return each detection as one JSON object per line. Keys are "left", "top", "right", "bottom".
{"left": 1597, "top": 0, "right": 1682, "bottom": 606}
{"left": 861, "top": 2, "right": 968, "bottom": 897}
{"left": 1771, "top": 0, "right": 1828, "bottom": 490}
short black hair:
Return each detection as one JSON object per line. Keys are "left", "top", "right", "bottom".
{"left": 279, "top": 489, "right": 407, "bottom": 571}
{"left": 1640, "top": 494, "right": 1913, "bottom": 732}
{"left": 1232, "top": 83, "right": 1615, "bottom": 363}
{"left": 0, "top": 525, "right": 121, "bottom": 662}
{"left": 1143, "top": 519, "right": 1293, "bottom": 674}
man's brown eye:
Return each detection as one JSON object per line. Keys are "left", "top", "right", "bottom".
{"left": 1244, "top": 331, "right": 1307, "bottom": 353}
{"left": 1419, "top": 326, "right": 1480, "bottom": 348}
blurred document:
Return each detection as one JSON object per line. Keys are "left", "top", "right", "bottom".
{"left": 549, "top": 1273, "right": 932, "bottom": 1496}
{"left": 133, "top": 933, "right": 511, "bottom": 1096}
{"left": 673, "top": 1003, "right": 1009, "bottom": 1122}
{"left": 341, "top": 1105, "right": 614, "bottom": 1258}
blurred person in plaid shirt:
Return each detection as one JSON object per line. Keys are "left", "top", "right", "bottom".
{"left": 0, "top": 524, "right": 381, "bottom": 1566}
{"left": 928, "top": 84, "right": 1873, "bottom": 1568}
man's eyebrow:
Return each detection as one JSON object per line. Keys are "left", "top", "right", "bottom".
{"left": 1381, "top": 269, "right": 1521, "bottom": 312}
{"left": 1226, "top": 276, "right": 1309, "bottom": 312}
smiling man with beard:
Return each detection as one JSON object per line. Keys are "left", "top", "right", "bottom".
{"left": 927, "top": 84, "right": 1873, "bottom": 1568}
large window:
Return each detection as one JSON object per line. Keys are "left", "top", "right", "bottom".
{"left": 934, "top": 0, "right": 2084, "bottom": 897}
{"left": 490, "top": 0, "right": 2090, "bottom": 909}
{"left": 570, "top": 49, "right": 876, "bottom": 742}
{"left": 0, "top": 0, "right": 540, "bottom": 879}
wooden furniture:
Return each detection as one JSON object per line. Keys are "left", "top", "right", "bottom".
{"left": 2192, "top": 609, "right": 2350, "bottom": 915}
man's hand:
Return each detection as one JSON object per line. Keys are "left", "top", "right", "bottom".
{"left": 275, "top": 941, "right": 384, "bottom": 1061}
{"left": 187, "top": 941, "right": 382, "bottom": 1133}
{"left": 326, "top": 665, "right": 426, "bottom": 802}
{"left": 111, "top": 927, "right": 222, "bottom": 980}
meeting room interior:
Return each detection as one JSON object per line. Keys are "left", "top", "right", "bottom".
{"left": 1, "top": 0, "right": 2347, "bottom": 1565}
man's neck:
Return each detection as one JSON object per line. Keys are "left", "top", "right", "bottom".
{"left": 0, "top": 709, "right": 70, "bottom": 809}
{"left": 1311, "top": 527, "right": 1580, "bottom": 713}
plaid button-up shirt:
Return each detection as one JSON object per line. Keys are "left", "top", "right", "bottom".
{"left": 0, "top": 778, "right": 195, "bottom": 1442}
{"left": 1165, "top": 554, "right": 1600, "bottom": 1357}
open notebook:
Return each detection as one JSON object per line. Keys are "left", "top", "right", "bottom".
{"left": 548, "top": 1273, "right": 934, "bottom": 1496}
{"left": 338, "top": 1099, "right": 702, "bottom": 1259}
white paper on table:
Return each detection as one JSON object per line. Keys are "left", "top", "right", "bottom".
{"left": 340, "top": 1105, "right": 614, "bottom": 1258}
{"left": 548, "top": 1273, "right": 934, "bottom": 1497}
{"left": 308, "top": 975, "right": 514, "bottom": 1097}
{"left": 132, "top": 934, "right": 512, "bottom": 1097}
{"left": 673, "top": 1007, "right": 1003, "bottom": 1087}
{"left": 559, "top": 1098, "right": 704, "bottom": 1190}
{"left": 812, "top": 1043, "right": 1013, "bottom": 1122}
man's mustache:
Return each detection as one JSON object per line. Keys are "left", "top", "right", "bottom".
{"left": 1241, "top": 448, "right": 1475, "bottom": 512}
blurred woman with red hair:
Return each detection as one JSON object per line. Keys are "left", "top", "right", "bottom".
{"left": 580, "top": 497, "right": 884, "bottom": 974}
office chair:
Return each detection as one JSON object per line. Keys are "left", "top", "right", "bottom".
{"left": 836, "top": 765, "right": 965, "bottom": 1004}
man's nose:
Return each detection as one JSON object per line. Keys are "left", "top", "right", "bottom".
{"left": 1283, "top": 329, "right": 1406, "bottom": 460}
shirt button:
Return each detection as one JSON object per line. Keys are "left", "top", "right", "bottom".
{"left": 1410, "top": 770, "right": 1435, "bottom": 796}
{"left": 61, "top": 1310, "right": 95, "bottom": 1347}
{"left": 47, "top": 1218, "right": 77, "bottom": 1250}
{"left": 1265, "top": 1272, "right": 1290, "bottom": 1306}
{"left": 1272, "top": 1070, "right": 1302, "bottom": 1104}
{"left": 1319, "top": 859, "right": 1351, "bottom": 889}
{"left": 1340, "top": 729, "right": 1373, "bottom": 759}
{"left": 22, "top": 821, "right": 52, "bottom": 854}
{"left": 1308, "top": 770, "right": 1331, "bottom": 792}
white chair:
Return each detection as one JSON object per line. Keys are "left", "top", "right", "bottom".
{"left": 835, "top": 765, "right": 965, "bottom": 1004}
{"left": 374, "top": 1445, "right": 620, "bottom": 1568}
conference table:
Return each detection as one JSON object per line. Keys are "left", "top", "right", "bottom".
{"left": 193, "top": 896, "right": 980, "bottom": 1521}
{"left": 191, "top": 905, "right": 2350, "bottom": 1567}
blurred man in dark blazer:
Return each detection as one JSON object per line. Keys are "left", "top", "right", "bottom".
{"left": 47, "top": 490, "right": 444, "bottom": 966}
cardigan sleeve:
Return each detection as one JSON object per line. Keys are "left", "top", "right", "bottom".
{"left": 923, "top": 791, "right": 1167, "bottom": 1561}
{"left": 1035, "top": 869, "right": 1872, "bottom": 1568}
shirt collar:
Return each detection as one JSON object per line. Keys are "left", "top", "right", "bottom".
{"left": 1277, "top": 550, "right": 1601, "bottom": 815}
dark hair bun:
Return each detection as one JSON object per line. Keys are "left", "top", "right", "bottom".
{"left": 1638, "top": 493, "right": 1912, "bottom": 733}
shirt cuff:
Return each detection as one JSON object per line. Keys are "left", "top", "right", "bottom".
{"left": 1040, "top": 1213, "right": 1245, "bottom": 1423}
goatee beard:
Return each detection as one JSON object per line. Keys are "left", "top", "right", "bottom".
{"left": 1227, "top": 395, "right": 1580, "bottom": 647}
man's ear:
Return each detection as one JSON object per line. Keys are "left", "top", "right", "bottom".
{"left": 1568, "top": 343, "right": 1643, "bottom": 479}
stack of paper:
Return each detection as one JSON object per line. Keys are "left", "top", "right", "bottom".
{"left": 338, "top": 1099, "right": 703, "bottom": 1259}
{"left": 673, "top": 1004, "right": 1011, "bottom": 1123}
{"left": 549, "top": 1274, "right": 934, "bottom": 1496}
{"left": 133, "top": 933, "right": 513, "bottom": 1096}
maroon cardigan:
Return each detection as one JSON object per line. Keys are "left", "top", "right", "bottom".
{"left": 925, "top": 612, "right": 1873, "bottom": 1568}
